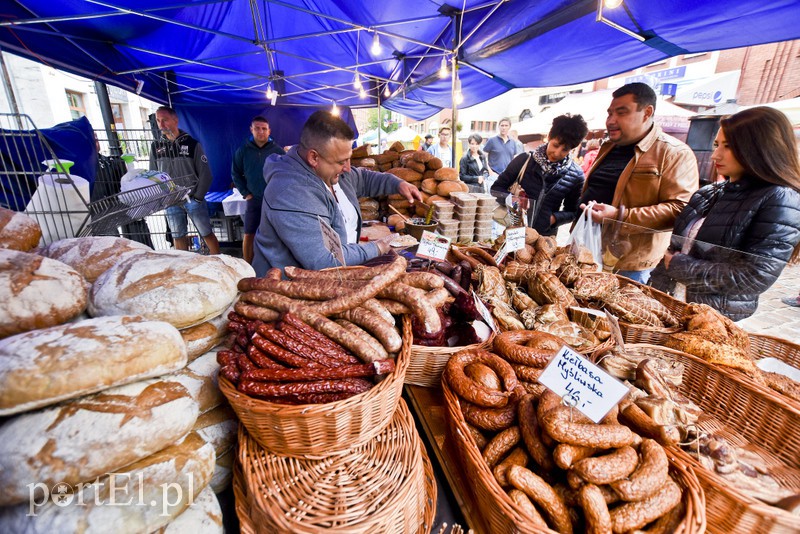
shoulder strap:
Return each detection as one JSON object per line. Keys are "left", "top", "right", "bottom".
{"left": 515, "top": 153, "right": 533, "bottom": 185}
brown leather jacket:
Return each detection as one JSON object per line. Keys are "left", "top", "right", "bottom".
{"left": 584, "top": 124, "right": 699, "bottom": 271}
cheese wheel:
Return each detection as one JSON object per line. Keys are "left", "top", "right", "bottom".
{"left": 0, "top": 249, "right": 87, "bottom": 338}
{"left": 89, "top": 250, "right": 242, "bottom": 329}
{"left": 0, "top": 207, "right": 41, "bottom": 252}
{"left": 0, "top": 433, "right": 215, "bottom": 533}
{"left": 0, "top": 378, "right": 200, "bottom": 506}
{"left": 40, "top": 236, "right": 151, "bottom": 282}
{"left": 0, "top": 315, "right": 187, "bottom": 415}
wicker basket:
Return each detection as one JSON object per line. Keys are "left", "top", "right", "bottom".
{"left": 406, "top": 333, "right": 495, "bottom": 387}
{"left": 622, "top": 344, "right": 800, "bottom": 533}
{"left": 441, "top": 379, "right": 705, "bottom": 534}
{"left": 219, "top": 316, "right": 411, "bottom": 458}
{"left": 566, "top": 306, "right": 617, "bottom": 359}
{"left": 237, "top": 398, "right": 435, "bottom": 533}
{"left": 233, "top": 460, "right": 256, "bottom": 534}
{"left": 613, "top": 275, "right": 689, "bottom": 344}
{"left": 749, "top": 332, "right": 800, "bottom": 369}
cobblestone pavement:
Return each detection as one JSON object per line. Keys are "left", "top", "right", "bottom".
{"left": 737, "top": 263, "right": 800, "bottom": 345}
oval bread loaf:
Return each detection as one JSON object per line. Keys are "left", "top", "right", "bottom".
{"left": 0, "top": 378, "right": 200, "bottom": 506}
{"left": 0, "top": 249, "right": 87, "bottom": 338}
{"left": 0, "top": 207, "right": 41, "bottom": 251}
{"left": 162, "top": 485, "right": 223, "bottom": 534}
{"left": 89, "top": 251, "right": 243, "bottom": 328}
{"left": 0, "top": 432, "right": 216, "bottom": 533}
{"left": 40, "top": 236, "right": 151, "bottom": 282}
{"left": 180, "top": 307, "right": 231, "bottom": 362}
{"left": 165, "top": 351, "right": 225, "bottom": 414}
{"left": 0, "top": 315, "right": 187, "bottom": 416}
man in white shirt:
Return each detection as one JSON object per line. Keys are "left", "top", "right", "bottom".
{"left": 426, "top": 127, "right": 453, "bottom": 167}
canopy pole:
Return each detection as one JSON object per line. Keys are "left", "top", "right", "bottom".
{"left": 377, "top": 80, "right": 382, "bottom": 152}
{"left": 0, "top": 48, "right": 23, "bottom": 129}
{"left": 94, "top": 80, "right": 122, "bottom": 156}
{"left": 450, "top": 59, "right": 459, "bottom": 169}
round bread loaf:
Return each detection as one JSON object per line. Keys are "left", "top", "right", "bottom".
{"left": 165, "top": 351, "right": 225, "bottom": 414}
{"left": 180, "top": 307, "right": 231, "bottom": 362}
{"left": 0, "top": 432, "right": 215, "bottom": 533}
{"left": 163, "top": 485, "right": 223, "bottom": 534}
{"left": 0, "top": 249, "right": 87, "bottom": 338}
{"left": 0, "top": 315, "right": 187, "bottom": 416}
{"left": 214, "top": 253, "right": 256, "bottom": 281}
{"left": 41, "top": 236, "right": 151, "bottom": 282}
{"left": 0, "top": 207, "right": 41, "bottom": 251}
{"left": 89, "top": 250, "right": 243, "bottom": 328}
{"left": 0, "top": 378, "right": 200, "bottom": 506}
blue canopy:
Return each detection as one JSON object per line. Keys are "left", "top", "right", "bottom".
{"left": 1, "top": 0, "right": 799, "bottom": 120}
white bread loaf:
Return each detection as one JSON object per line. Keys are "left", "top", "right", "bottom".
{"left": 0, "top": 207, "right": 41, "bottom": 251}
{"left": 89, "top": 250, "right": 242, "bottom": 329}
{"left": 41, "top": 236, "right": 151, "bottom": 282}
{"left": 0, "top": 315, "right": 187, "bottom": 416}
{"left": 0, "top": 432, "right": 215, "bottom": 533}
{"left": 180, "top": 307, "right": 231, "bottom": 362}
{"left": 215, "top": 253, "right": 256, "bottom": 280}
{"left": 0, "top": 378, "right": 200, "bottom": 505}
{"left": 192, "top": 404, "right": 237, "bottom": 494}
{"left": 161, "top": 485, "right": 223, "bottom": 534}
{"left": 0, "top": 248, "right": 87, "bottom": 338}
{"left": 164, "top": 351, "right": 224, "bottom": 414}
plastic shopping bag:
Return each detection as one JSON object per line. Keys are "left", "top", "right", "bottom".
{"left": 567, "top": 202, "right": 603, "bottom": 270}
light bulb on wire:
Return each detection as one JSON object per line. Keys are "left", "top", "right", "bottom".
{"left": 265, "top": 82, "right": 274, "bottom": 100}
{"left": 353, "top": 72, "right": 361, "bottom": 89}
{"left": 604, "top": 0, "right": 623, "bottom": 8}
{"left": 384, "top": 84, "right": 391, "bottom": 98}
{"left": 371, "top": 32, "right": 381, "bottom": 55}
{"left": 359, "top": 87, "right": 367, "bottom": 99}
{"left": 439, "top": 57, "right": 448, "bottom": 78}
{"left": 331, "top": 101, "right": 339, "bottom": 116}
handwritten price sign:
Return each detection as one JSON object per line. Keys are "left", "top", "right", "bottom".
{"left": 538, "top": 346, "right": 628, "bottom": 423}
{"left": 415, "top": 230, "right": 450, "bottom": 261}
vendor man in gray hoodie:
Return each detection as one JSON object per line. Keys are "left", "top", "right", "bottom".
{"left": 252, "top": 110, "right": 422, "bottom": 276}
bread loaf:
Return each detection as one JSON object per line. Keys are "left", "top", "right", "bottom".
{"left": 165, "top": 351, "right": 224, "bottom": 414}
{"left": 192, "top": 404, "right": 237, "bottom": 494}
{"left": 0, "top": 432, "right": 215, "bottom": 533}
{"left": 214, "top": 253, "right": 256, "bottom": 281}
{"left": 0, "top": 315, "right": 187, "bottom": 415}
{"left": 0, "top": 249, "right": 87, "bottom": 338}
{"left": 0, "top": 207, "right": 41, "bottom": 251}
{"left": 40, "top": 236, "right": 151, "bottom": 282}
{"left": 161, "top": 486, "right": 223, "bottom": 534}
{"left": 89, "top": 251, "right": 242, "bottom": 328}
{"left": 0, "top": 378, "right": 200, "bottom": 505}
{"left": 180, "top": 308, "right": 230, "bottom": 362}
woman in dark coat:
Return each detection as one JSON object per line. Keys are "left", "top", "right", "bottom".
{"left": 650, "top": 107, "right": 800, "bottom": 320}
{"left": 459, "top": 133, "right": 489, "bottom": 193}
{"left": 490, "top": 114, "right": 588, "bottom": 236}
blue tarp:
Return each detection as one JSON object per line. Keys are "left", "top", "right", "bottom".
{"left": 1, "top": 1, "right": 798, "bottom": 120}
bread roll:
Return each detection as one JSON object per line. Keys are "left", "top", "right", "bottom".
{"left": 0, "top": 207, "right": 41, "bottom": 251}
{"left": 0, "top": 249, "right": 87, "bottom": 338}
{"left": 0, "top": 432, "right": 215, "bottom": 533}
{"left": 161, "top": 485, "right": 223, "bottom": 534}
{"left": 0, "top": 315, "right": 187, "bottom": 416}
{"left": 89, "top": 251, "right": 242, "bottom": 328}
{"left": 0, "top": 378, "right": 200, "bottom": 505}
{"left": 180, "top": 307, "right": 230, "bottom": 362}
{"left": 40, "top": 236, "right": 151, "bottom": 282}
{"left": 165, "top": 351, "right": 224, "bottom": 414}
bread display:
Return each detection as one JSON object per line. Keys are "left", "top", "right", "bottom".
{"left": 165, "top": 350, "right": 225, "bottom": 415}
{"left": 0, "top": 315, "right": 187, "bottom": 415}
{"left": 0, "top": 248, "right": 87, "bottom": 338}
{"left": 161, "top": 485, "right": 223, "bottom": 534}
{"left": 180, "top": 307, "right": 231, "bottom": 362}
{"left": 89, "top": 250, "right": 245, "bottom": 329}
{"left": 0, "top": 377, "right": 200, "bottom": 505}
{"left": 40, "top": 236, "right": 151, "bottom": 282}
{"left": 0, "top": 206, "right": 42, "bottom": 251}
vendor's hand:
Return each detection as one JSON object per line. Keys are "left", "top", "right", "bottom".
{"left": 663, "top": 250, "right": 676, "bottom": 270}
{"left": 244, "top": 194, "right": 253, "bottom": 200}
{"left": 587, "top": 202, "right": 618, "bottom": 224}
{"left": 550, "top": 215, "right": 556, "bottom": 226}
{"left": 397, "top": 181, "right": 423, "bottom": 204}
{"left": 374, "top": 233, "right": 395, "bottom": 255}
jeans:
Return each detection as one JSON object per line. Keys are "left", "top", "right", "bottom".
{"left": 616, "top": 269, "right": 653, "bottom": 284}
{"left": 165, "top": 197, "right": 212, "bottom": 238}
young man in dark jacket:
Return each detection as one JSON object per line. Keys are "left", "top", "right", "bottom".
{"left": 231, "top": 116, "right": 285, "bottom": 263}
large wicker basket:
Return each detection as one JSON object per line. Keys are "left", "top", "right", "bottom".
{"left": 406, "top": 333, "right": 495, "bottom": 387}
{"left": 612, "top": 275, "right": 689, "bottom": 344}
{"left": 441, "top": 378, "right": 705, "bottom": 534}
{"left": 219, "top": 315, "right": 411, "bottom": 458}
{"left": 749, "top": 332, "right": 800, "bottom": 369}
{"left": 621, "top": 344, "right": 800, "bottom": 533}
{"left": 236, "top": 398, "right": 436, "bottom": 533}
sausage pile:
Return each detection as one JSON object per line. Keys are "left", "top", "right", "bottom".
{"left": 443, "top": 344, "right": 687, "bottom": 533}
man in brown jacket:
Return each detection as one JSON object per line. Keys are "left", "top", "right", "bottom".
{"left": 580, "top": 83, "right": 698, "bottom": 283}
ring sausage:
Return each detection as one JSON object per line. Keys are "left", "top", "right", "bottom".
{"left": 461, "top": 398, "right": 518, "bottom": 432}
{"left": 494, "top": 330, "right": 562, "bottom": 367}
{"left": 465, "top": 363, "right": 502, "bottom": 391}
{"left": 444, "top": 349, "right": 518, "bottom": 408}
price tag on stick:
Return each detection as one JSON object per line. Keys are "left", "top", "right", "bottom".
{"left": 538, "top": 346, "right": 628, "bottom": 423}
{"left": 416, "top": 230, "right": 450, "bottom": 261}
{"left": 505, "top": 226, "right": 526, "bottom": 252}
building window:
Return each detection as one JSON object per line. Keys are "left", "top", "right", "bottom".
{"left": 66, "top": 91, "right": 85, "bottom": 120}
{"left": 111, "top": 103, "right": 126, "bottom": 129}
{"left": 470, "top": 121, "right": 476, "bottom": 131}
{"left": 490, "top": 121, "right": 497, "bottom": 131}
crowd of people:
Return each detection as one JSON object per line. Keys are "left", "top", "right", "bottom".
{"left": 99, "top": 80, "right": 799, "bottom": 322}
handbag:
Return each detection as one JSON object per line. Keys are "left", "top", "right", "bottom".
{"left": 493, "top": 153, "right": 532, "bottom": 225}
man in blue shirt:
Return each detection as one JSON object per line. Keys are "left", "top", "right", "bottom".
{"left": 231, "top": 116, "right": 285, "bottom": 263}
{"left": 483, "top": 117, "right": 522, "bottom": 189}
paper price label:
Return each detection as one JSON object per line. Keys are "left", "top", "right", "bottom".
{"left": 505, "top": 226, "right": 526, "bottom": 252}
{"left": 318, "top": 216, "right": 345, "bottom": 267}
{"left": 471, "top": 290, "right": 496, "bottom": 332}
{"left": 538, "top": 346, "right": 628, "bottom": 423}
{"left": 493, "top": 241, "right": 508, "bottom": 265}
{"left": 415, "top": 230, "right": 450, "bottom": 261}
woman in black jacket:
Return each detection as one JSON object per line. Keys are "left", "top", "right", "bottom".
{"left": 490, "top": 114, "right": 588, "bottom": 236}
{"left": 650, "top": 107, "right": 800, "bottom": 320}
{"left": 459, "top": 133, "right": 489, "bottom": 193}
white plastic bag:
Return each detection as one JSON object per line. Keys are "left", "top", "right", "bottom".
{"left": 567, "top": 202, "right": 603, "bottom": 270}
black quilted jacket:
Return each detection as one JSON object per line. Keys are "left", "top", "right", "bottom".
{"left": 490, "top": 152, "right": 585, "bottom": 236}
{"left": 650, "top": 176, "right": 800, "bottom": 320}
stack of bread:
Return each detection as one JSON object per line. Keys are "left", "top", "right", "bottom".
{"left": 0, "top": 208, "right": 248, "bottom": 533}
